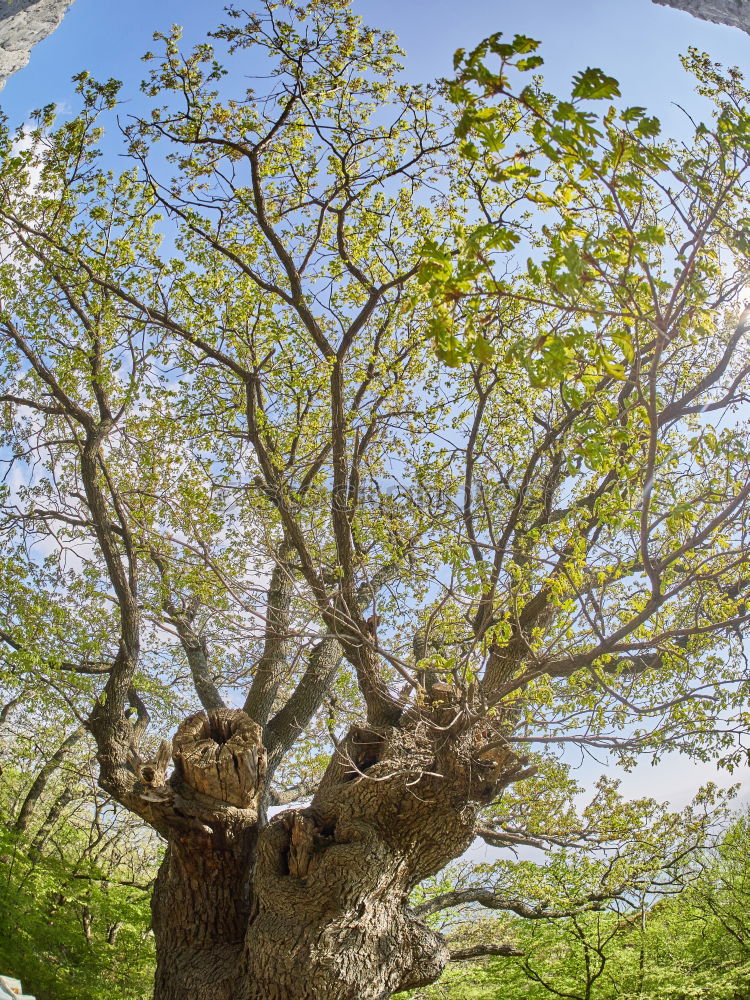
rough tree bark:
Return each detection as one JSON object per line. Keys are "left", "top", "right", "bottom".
{"left": 94, "top": 695, "right": 531, "bottom": 1000}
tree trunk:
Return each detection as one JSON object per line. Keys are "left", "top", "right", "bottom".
{"left": 99, "top": 700, "right": 530, "bottom": 1000}
{"left": 151, "top": 830, "right": 256, "bottom": 1000}
{"left": 145, "top": 709, "right": 264, "bottom": 1000}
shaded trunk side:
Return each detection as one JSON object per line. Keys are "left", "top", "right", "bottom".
{"left": 151, "top": 825, "right": 256, "bottom": 1000}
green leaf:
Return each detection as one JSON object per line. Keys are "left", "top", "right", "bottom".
{"left": 571, "top": 67, "right": 621, "bottom": 100}
{"left": 517, "top": 55, "right": 544, "bottom": 72}
{"left": 511, "top": 34, "right": 541, "bottom": 55}
{"left": 472, "top": 335, "right": 494, "bottom": 362}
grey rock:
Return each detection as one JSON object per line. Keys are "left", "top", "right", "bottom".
{"left": 653, "top": 0, "right": 750, "bottom": 34}
{"left": 0, "top": 0, "right": 75, "bottom": 90}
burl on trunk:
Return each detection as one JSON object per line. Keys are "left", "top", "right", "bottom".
{"left": 99, "top": 698, "right": 530, "bottom": 1000}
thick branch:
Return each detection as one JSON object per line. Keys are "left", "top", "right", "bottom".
{"left": 414, "top": 887, "right": 612, "bottom": 920}
{"left": 449, "top": 942, "right": 523, "bottom": 960}
{"left": 243, "top": 543, "right": 295, "bottom": 725}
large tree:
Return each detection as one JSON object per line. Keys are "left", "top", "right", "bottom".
{"left": 2, "top": 3, "right": 750, "bottom": 998}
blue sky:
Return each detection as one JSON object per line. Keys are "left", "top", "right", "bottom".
{"left": 3, "top": 0, "right": 750, "bottom": 816}
{"left": 2, "top": 0, "right": 750, "bottom": 131}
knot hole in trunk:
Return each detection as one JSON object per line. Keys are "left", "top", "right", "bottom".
{"left": 343, "top": 727, "right": 386, "bottom": 781}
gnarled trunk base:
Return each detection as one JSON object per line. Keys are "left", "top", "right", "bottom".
{"left": 139, "top": 705, "right": 528, "bottom": 1000}
{"left": 149, "top": 709, "right": 264, "bottom": 1000}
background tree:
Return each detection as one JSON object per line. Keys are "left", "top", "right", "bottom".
{"left": 0, "top": 701, "right": 156, "bottom": 999}
{"left": 407, "top": 805, "right": 750, "bottom": 1000}
{"left": 2, "top": 3, "right": 750, "bottom": 999}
